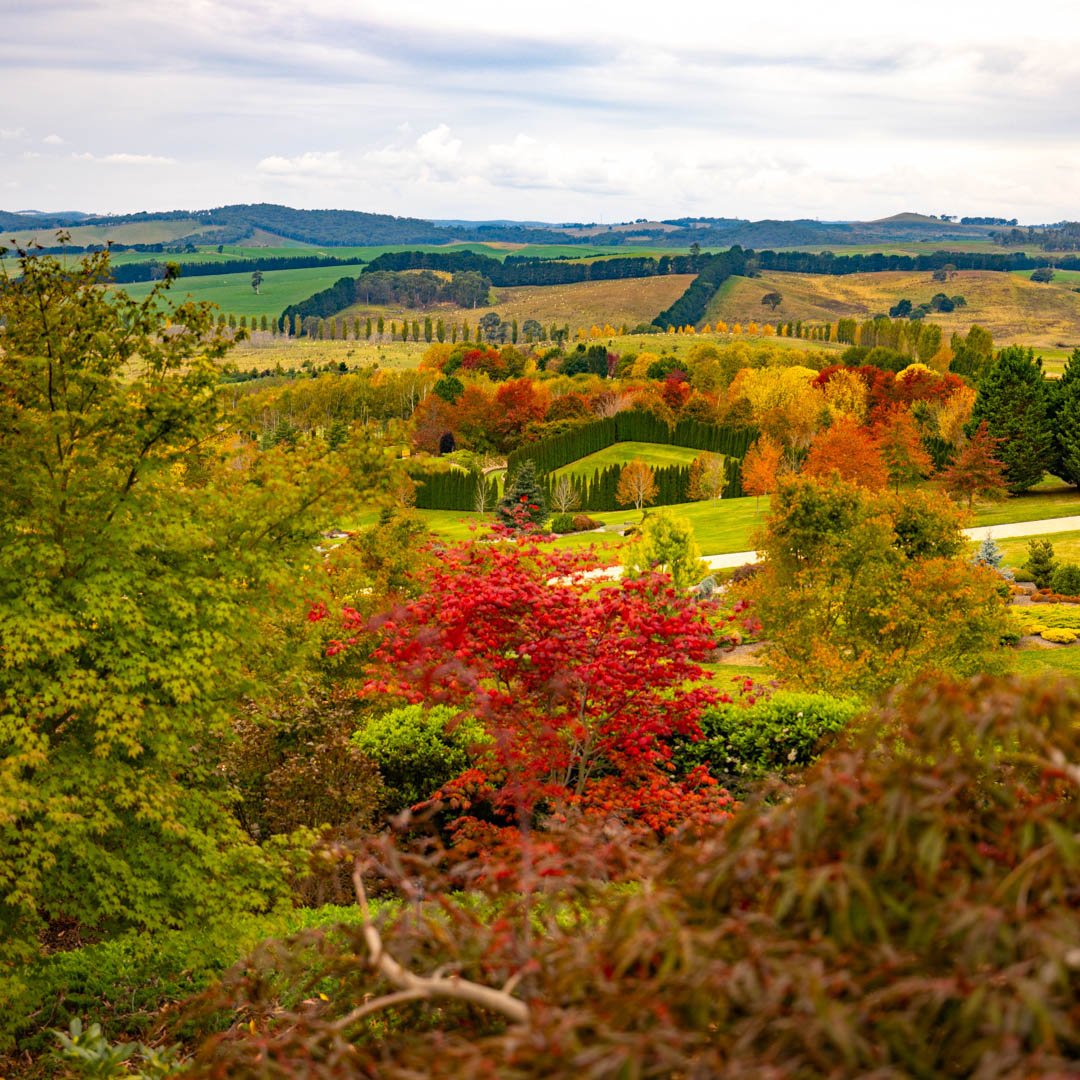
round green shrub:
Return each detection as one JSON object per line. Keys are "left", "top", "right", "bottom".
{"left": 1049, "top": 562, "right": 1080, "bottom": 597}
{"left": 352, "top": 705, "right": 487, "bottom": 814}
{"left": 550, "top": 513, "right": 576, "bottom": 534}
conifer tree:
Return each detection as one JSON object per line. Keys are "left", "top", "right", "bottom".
{"left": 496, "top": 460, "right": 548, "bottom": 530}
{"left": 968, "top": 346, "right": 1054, "bottom": 492}
{"left": 1056, "top": 349, "right": 1080, "bottom": 486}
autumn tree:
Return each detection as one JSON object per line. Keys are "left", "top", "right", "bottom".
{"left": 0, "top": 247, "right": 389, "bottom": 968}
{"left": 875, "top": 405, "right": 934, "bottom": 491}
{"left": 687, "top": 452, "right": 726, "bottom": 501}
{"left": 623, "top": 510, "right": 705, "bottom": 592}
{"left": 338, "top": 538, "right": 734, "bottom": 831}
{"left": 802, "top": 415, "right": 888, "bottom": 491}
{"left": 616, "top": 459, "right": 658, "bottom": 516}
{"left": 740, "top": 434, "right": 783, "bottom": 509}
{"left": 746, "top": 476, "right": 1008, "bottom": 695}
{"left": 938, "top": 421, "right": 1009, "bottom": 508}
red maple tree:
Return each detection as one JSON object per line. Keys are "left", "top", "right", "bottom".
{"left": 321, "top": 539, "right": 739, "bottom": 836}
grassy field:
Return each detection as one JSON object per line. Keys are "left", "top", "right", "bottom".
{"left": 994, "top": 529, "right": 1080, "bottom": 567}
{"left": 226, "top": 336, "right": 430, "bottom": 371}
{"left": 3, "top": 219, "right": 218, "bottom": 248}
{"left": 337, "top": 275, "right": 697, "bottom": 332}
{"left": 117, "top": 265, "right": 363, "bottom": 320}
{"left": 552, "top": 442, "right": 703, "bottom": 481}
{"left": 707, "top": 269, "right": 1080, "bottom": 350}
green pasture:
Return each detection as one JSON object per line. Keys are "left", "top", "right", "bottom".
{"left": 116, "top": 264, "right": 361, "bottom": 319}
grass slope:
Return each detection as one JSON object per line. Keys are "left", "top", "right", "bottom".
{"left": 552, "top": 442, "right": 703, "bottom": 481}
{"left": 708, "top": 269, "right": 1080, "bottom": 349}
{"left": 338, "top": 276, "right": 696, "bottom": 331}
{"left": 4, "top": 219, "right": 218, "bottom": 248}
{"left": 116, "top": 265, "right": 364, "bottom": 320}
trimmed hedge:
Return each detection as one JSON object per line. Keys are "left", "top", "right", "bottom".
{"left": 507, "top": 415, "right": 756, "bottom": 476}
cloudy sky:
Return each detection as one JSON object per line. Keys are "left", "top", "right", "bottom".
{"left": 3, "top": 0, "right": 1079, "bottom": 223}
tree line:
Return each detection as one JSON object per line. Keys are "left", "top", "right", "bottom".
{"left": 506, "top": 413, "right": 755, "bottom": 475}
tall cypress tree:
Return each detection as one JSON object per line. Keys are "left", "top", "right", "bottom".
{"left": 1056, "top": 349, "right": 1080, "bottom": 487}
{"left": 968, "top": 346, "right": 1055, "bottom": 492}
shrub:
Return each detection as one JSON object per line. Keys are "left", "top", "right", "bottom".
{"left": 1049, "top": 561, "right": 1080, "bottom": 597}
{"left": 549, "top": 513, "right": 576, "bottom": 534}
{"left": 674, "top": 691, "right": 861, "bottom": 797}
{"left": 571, "top": 514, "right": 600, "bottom": 531}
{"left": 352, "top": 705, "right": 487, "bottom": 815}
{"left": 729, "top": 562, "right": 758, "bottom": 584}
{"left": 188, "top": 675, "right": 1080, "bottom": 1078}
{"left": 1025, "top": 538, "right": 1056, "bottom": 588}
{"left": 1040, "top": 627, "right": 1078, "bottom": 644}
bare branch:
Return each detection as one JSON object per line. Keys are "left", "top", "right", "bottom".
{"left": 349, "top": 860, "right": 530, "bottom": 1026}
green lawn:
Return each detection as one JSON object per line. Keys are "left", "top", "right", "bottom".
{"left": 553, "top": 442, "right": 704, "bottom": 481}
{"left": 1010, "top": 644, "right": 1080, "bottom": 680}
{"left": 972, "top": 487, "right": 1080, "bottom": 528}
{"left": 993, "top": 529, "right": 1080, "bottom": 567}
{"left": 402, "top": 495, "right": 767, "bottom": 557}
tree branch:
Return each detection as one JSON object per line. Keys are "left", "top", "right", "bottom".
{"left": 347, "top": 860, "right": 530, "bottom": 1027}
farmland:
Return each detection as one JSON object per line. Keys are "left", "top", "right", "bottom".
{"left": 116, "top": 264, "right": 365, "bottom": 320}
{"left": 708, "top": 269, "right": 1080, "bottom": 349}
{"left": 336, "top": 274, "right": 697, "bottom": 331}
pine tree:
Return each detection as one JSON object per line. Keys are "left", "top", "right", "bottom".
{"left": 1026, "top": 538, "right": 1056, "bottom": 588}
{"left": 496, "top": 460, "right": 548, "bottom": 531}
{"left": 1056, "top": 349, "right": 1080, "bottom": 486}
{"left": 968, "top": 346, "right": 1055, "bottom": 492}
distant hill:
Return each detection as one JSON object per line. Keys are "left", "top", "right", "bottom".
{"left": 0, "top": 204, "right": 1033, "bottom": 251}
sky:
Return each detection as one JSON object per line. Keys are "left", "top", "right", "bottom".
{"left": 3, "top": 0, "right": 1080, "bottom": 224}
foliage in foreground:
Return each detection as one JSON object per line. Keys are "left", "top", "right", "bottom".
{"left": 0, "top": 248, "right": 389, "bottom": 979}
{"left": 185, "top": 674, "right": 1080, "bottom": 1077}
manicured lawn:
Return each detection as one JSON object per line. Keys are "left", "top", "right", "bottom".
{"left": 971, "top": 486, "right": 1080, "bottom": 528}
{"left": 401, "top": 495, "right": 768, "bottom": 556}
{"left": 553, "top": 442, "right": 704, "bottom": 481}
{"left": 1010, "top": 644, "right": 1080, "bottom": 680}
{"left": 994, "top": 529, "right": 1080, "bottom": 566}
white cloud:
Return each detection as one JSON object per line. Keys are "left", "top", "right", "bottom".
{"left": 71, "top": 151, "right": 175, "bottom": 165}
{"left": 255, "top": 151, "right": 347, "bottom": 178}
{"left": 42, "top": 133, "right": 64, "bottom": 144}
{"left": 1, "top": 127, "right": 25, "bottom": 140}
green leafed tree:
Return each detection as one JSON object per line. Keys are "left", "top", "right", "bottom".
{"left": 623, "top": 510, "right": 705, "bottom": 592}
{"left": 967, "top": 346, "right": 1055, "bottom": 492}
{"left": 0, "top": 247, "right": 388, "bottom": 971}
{"left": 1055, "top": 349, "right": 1080, "bottom": 487}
